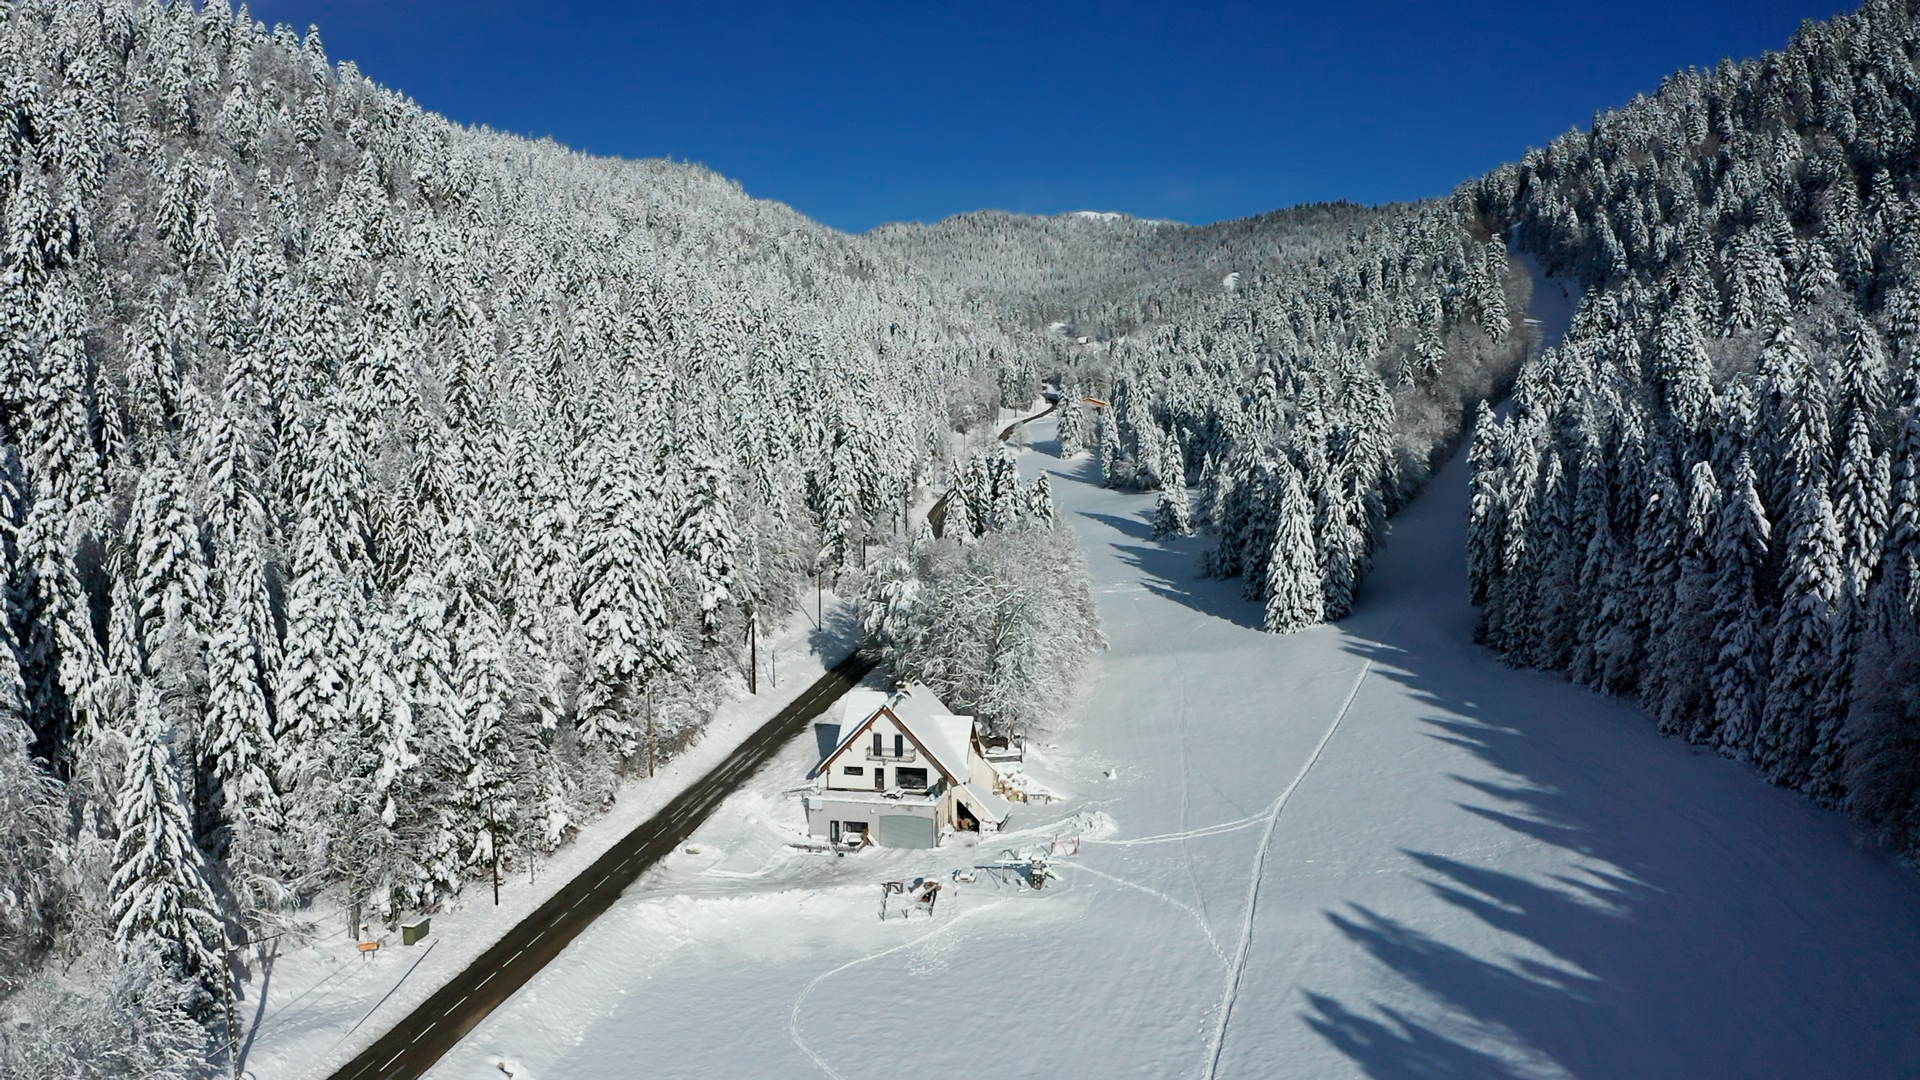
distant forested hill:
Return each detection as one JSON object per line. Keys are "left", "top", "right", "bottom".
{"left": 867, "top": 201, "right": 1411, "bottom": 333}
{"left": 878, "top": 188, "right": 1531, "bottom": 634}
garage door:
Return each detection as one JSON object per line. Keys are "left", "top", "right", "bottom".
{"left": 875, "top": 814, "right": 936, "bottom": 849}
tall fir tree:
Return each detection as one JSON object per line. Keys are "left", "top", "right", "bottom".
{"left": 109, "top": 684, "right": 231, "bottom": 1017}
{"left": 1263, "top": 463, "right": 1323, "bottom": 633}
{"left": 1152, "top": 462, "right": 1193, "bottom": 539}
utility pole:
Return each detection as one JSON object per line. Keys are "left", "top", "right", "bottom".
{"left": 224, "top": 952, "right": 240, "bottom": 1080}
{"left": 488, "top": 793, "right": 500, "bottom": 907}
{"left": 748, "top": 606, "right": 759, "bottom": 695}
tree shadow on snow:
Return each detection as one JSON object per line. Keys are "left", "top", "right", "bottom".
{"left": 1295, "top": 627, "right": 1920, "bottom": 1079}
{"left": 1300, "top": 990, "right": 1533, "bottom": 1080}
{"left": 1080, "top": 510, "right": 1153, "bottom": 541}
{"left": 807, "top": 599, "right": 862, "bottom": 660}
{"left": 1077, "top": 512, "right": 1268, "bottom": 632}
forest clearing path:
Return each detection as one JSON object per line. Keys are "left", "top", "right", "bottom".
{"left": 1010, "top": 259, "right": 1920, "bottom": 1076}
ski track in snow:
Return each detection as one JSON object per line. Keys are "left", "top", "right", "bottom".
{"left": 787, "top": 901, "right": 1000, "bottom": 1079}
{"left": 1066, "top": 862, "right": 1228, "bottom": 965}
{"left": 1203, "top": 661, "right": 1370, "bottom": 1080}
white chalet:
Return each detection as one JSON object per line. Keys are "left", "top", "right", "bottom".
{"left": 804, "top": 685, "right": 1012, "bottom": 848}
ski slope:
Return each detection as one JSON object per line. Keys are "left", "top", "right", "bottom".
{"left": 423, "top": 320, "right": 1920, "bottom": 1080}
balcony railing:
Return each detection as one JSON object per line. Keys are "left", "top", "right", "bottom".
{"left": 866, "top": 747, "right": 917, "bottom": 762}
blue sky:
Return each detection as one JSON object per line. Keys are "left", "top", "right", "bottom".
{"left": 245, "top": 1, "right": 1853, "bottom": 232}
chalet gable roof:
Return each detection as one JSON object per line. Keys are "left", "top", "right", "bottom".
{"left": 812, "top": 685, "right": 975, "bottom": 782}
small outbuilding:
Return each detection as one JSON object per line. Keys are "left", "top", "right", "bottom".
{"left": 803, "top": 685, "right": 1012, "bottom": 849}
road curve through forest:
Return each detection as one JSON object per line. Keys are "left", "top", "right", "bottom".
{"left": 321, "top": 650, "right": 879, "bottom": 1080}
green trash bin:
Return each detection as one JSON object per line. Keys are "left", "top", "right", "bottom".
{"left": 402, "top": 917, "right": 430, "bottom": 945}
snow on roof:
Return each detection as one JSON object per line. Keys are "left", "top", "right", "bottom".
{"left": 957, "top": 780, "right": 1012, "bottom": 824}
{"left": 884, "top": 685, "right": 975, "bottom": 781}
{"left": 836, "top": 689, "right": 889, "bottom": 729}
{"left": 817, "top": 684, "right": 977, "bottom": 783}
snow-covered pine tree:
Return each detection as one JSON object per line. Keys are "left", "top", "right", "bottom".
{"left": 1834, "top": 396, "right": 1891, "bottom": 608}
{"left": 26, "top": 275, "right": 107, "bottom": 515}
{"left": 1466, "top": 402, "right": 1503, "bottom": 607}
{"left": 1709, "top": 452, "right": 1772, "bottom": 757}
{"left": 1054, "top": 386, "right": 1085, "bottom": 454}
{"left": 1318, "top": 478, "right": 1364, "bottom": 621}
{"left": 576, "top": 449, "right": 683, "bottom": 752}
{"left": 1096, "top": 406, "right": 1121, "bottom": 488}
{"left": 17, "top": 497, "right": 107, "bottom": 768}
{"left": 129, "top": 454, "right": 210, "bottom": 678}
{"left": 817, "top": 426, "right": 864, "bottom": 572}
{"left": 203, "top": 582, "right": 280, "bottom": 832}
{"left": 983, "top": 445, "right": 1023, "bottom": 531}
{"left": 1654, "top": 460, "right": 1721, "bottom": 737}
{"left": 452, "top": 593, "right": 517, "bottom": 880}
{"left": 1880, "top": 394, "right": 1920, "bottom": 638}
{"left": 1263, "top": 462, "right": 1323, "bottom": 633}
{"left": 1651, "top": 295, "right": 1715, "bottom": 441}
{"left": 1025, "top": 473, "right": 1056, "bottom": 530}
{"left": 941, "top": 489, "right": 975, "bottom": 543}
{"left": 1757, "top": 474, "right": 1844, "bottom": 787}
{"left": 1152, "top": 462, "right": 1192, "bottom": 539}
{"left": 673, "top": 457, "right": 740, "bottom": 641}
{"left": 1194, "top": 451, "right": 1223, "bottom": 531}
{"left": 109, "top": 684, "right": 231, "bottom": 1018}
{"left": 276, "top": 512, "right": 359, "bottom": 787}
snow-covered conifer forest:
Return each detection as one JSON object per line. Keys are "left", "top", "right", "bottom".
{"left": 1466, "top": 1, "right": 1920, "bottom": 851}
{"left": 3, "top": 0, "right": 1920, "bottom": 1074}
{"left": 0, "top": 0, "right": 1037, "bottom": 1067}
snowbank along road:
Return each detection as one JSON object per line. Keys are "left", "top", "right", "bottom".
{"left": 324, "top": 650, "right": 877, "bottom": 1080}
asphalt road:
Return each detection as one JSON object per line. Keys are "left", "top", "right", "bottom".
{"left": 323, "top": 650, "right": 878, "bottom": 1080}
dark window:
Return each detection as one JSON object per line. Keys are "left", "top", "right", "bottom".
{"left": 842, "top": 765, "right": 863, "bottom": 776}
{"left": 894, "top": 733, "right": 905, "bottom": 758}
{"left": 874, "top": 767, "right": 885, "bottom": 790}
{"left": 896, "top": 767, "right": 929, "bottom": 792}
{"left": 872, "top": 732, "right": 882, "bottom": 757}
{"left": 844, "top": 821, "right": 868, "bottom": 836}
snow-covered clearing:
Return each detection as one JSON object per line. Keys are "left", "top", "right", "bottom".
{"left": 424, "top": 422, "right": 1920, "bottom": 1078}
{"left": 235, "top": 598, "right": 862, "bottom": 1080}
{"left": 421, "top": 282, "right": 1920, "bottom": 1079}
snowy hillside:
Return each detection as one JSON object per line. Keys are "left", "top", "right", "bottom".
{"left": 1472, "top": 3, "right": 1920, "bottom": 849}
{"left": 419, "top": 401, "right": 1920, "bottom": 1080}
{"left": 0, "top": 4, "right": 1032, "bottom": 1071}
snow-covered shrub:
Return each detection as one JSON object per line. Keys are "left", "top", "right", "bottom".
{"left": 862, "top": 526, "right": 1103, "bottom": 736}
{"left": 0, "top": 949, "right": 209, "bottom": 1080}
